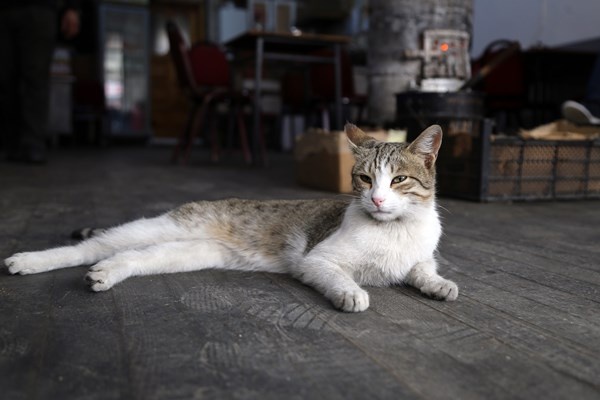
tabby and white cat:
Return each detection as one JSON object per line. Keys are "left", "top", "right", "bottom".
{"left": 5, "top": 124, "right": 458, "bottom": 312}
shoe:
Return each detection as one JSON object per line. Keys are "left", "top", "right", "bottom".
{"left": 561, "top": 100, "right": 600, "bottom": 125}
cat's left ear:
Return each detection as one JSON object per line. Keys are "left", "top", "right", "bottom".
{"left": 345, "top": 123, "right": 375, "bottom": 152}
{"left": 407, "top": 125, "right": 443, "bottom": 169}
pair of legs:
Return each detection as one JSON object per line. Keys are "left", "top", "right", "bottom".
{"left": 5, "top": 215, "right": 231, "bottom": 292}
{"left": 562, "top": 52, "right": 600, "bottom": 125}
{"left": 292, "top": 255, "right": 458, "bottom": 313}
{"left": 0, "top": 6, "right": 55, "bottom": 161}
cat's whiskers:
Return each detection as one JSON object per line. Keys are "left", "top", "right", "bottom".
{"left": 337, "top": 193, "right": 360, "bottom": 201}
{"left": 436, "top": 203, "right": 451, "bottom": 215}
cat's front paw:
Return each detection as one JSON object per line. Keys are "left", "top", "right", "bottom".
{"left": 5, "top": 252, "right": 48, "bottom": 275}
{"left": 420, "top": 278, "right": 459, "bottom": 301}
{"left": 330, "top": 287, "right": 370, "bottom": 312}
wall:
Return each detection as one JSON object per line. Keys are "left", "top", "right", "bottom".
{"left": 472, "top": 0, "right": 600, "bottom": 57}
{"left": 219, "top": 2, "right": 247, "bottom": 43}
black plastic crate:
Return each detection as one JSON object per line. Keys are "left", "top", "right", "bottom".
{"left": 436, "top": 120, "right": 600, "bottom": 201}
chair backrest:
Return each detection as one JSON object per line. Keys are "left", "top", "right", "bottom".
{"left": 472, "top": 40, "right": 525, "bottom": 100}
{"left": 309, "top": 48, "right": 355, "bottom": 100}
{"left": 166, "top": 21, "right": 231, "bottom": 91}
{"left": 166, "top": 21, "right": 197, "bottom": 91}
{"left": 187, "top": 42, "right": 231, "bottom": 88}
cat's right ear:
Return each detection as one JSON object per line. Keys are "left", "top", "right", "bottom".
{"left": 407, "top": 125, "right": 443, "bottom": 169}
{"left": 345, "top": 123, "right": 373, "bottom": 153}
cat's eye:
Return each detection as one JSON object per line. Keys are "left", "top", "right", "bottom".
{"left": 391, "top": 176, "right": 407, "bottom": 184}
{"left": 359, "top": 175, "right": 372, "bottom": 184}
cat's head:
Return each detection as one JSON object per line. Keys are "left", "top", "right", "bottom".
{"left": 346, "top": 123, "right": 442, "bottom": 222}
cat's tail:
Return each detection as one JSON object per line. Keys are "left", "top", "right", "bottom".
{"left": 71, "top": 227, "right": 107, "bottom": 240}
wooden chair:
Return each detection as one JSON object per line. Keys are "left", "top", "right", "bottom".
{"left": 166, "top": 21, "right": 252, "bottom": 164}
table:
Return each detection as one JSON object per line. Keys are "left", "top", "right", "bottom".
{"left": 225, "top": 30, "right": 350, "bottom": 165}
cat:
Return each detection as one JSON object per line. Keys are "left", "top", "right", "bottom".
{"left": 4, "top": 123, "right": 458, "bottom": 312}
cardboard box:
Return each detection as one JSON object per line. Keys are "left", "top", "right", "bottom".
{"left": 520, "top": 119, "right": 600, "bottom": 140}
{"left": 294, "top": 128, "right": 394, "bottom": 193}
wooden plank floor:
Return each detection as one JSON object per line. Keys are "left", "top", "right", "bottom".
{"left": 1, "top": 147, "right": 599, "bottom": 400}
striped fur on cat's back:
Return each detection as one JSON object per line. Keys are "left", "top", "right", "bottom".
{"left": 5, "top": 124, "right": 458, "bottom": 312}
{"left": 169, "top": 198, "right": 348, "bottom": 272}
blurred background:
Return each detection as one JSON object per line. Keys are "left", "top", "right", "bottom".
{"left": 1, "top": 0, "right": 599, "bottom": 202}
{"left": 0, "top": 0, "right": 597, "bottom": 147}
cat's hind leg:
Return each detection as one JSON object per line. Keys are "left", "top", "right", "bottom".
{"left": 85, "top": 239, "right": 230, "bottom": 291}
{"left": 5, "top": 214, "right": 187, "bottom": 275}
{"left": 405, "top": 259, "right": 458, "bottom": 301}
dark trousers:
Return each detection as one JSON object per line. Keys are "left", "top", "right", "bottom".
{"left": 0, "top": 6, "right": 56, "bottom": 153}
{"left": 586, "top": 53, "right": 600, "bottom": 112}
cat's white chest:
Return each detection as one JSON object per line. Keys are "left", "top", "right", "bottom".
{"left": 329, "top": 206, "right": 441, "bottom": 286}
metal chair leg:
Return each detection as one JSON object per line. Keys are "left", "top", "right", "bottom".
{"left": 236, "top": 105, "right": 252, "bottom": 164}
{"left": 183, "top": 100, "right": 210, "bottom": 165}
{"left": 171, "top": 102, "right": 198, "bottom": 164}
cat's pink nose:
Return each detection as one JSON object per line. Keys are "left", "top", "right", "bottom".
{"left": 372, "top": 197, "right": 385, "bottom": 207}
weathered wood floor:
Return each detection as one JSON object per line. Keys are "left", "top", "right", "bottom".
{"left": 1, "top": 147, "right": 599, "bottom": 400}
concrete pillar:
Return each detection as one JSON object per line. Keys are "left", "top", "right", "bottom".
{"left": 367, "top": 0, "right": 473, "bottom": 125}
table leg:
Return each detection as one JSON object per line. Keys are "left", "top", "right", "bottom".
{"left": 253, "top": 37, "right": 264, "bottom": 165}
{"left": 333, "top": 43, "right": 343, "bottom": 130}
